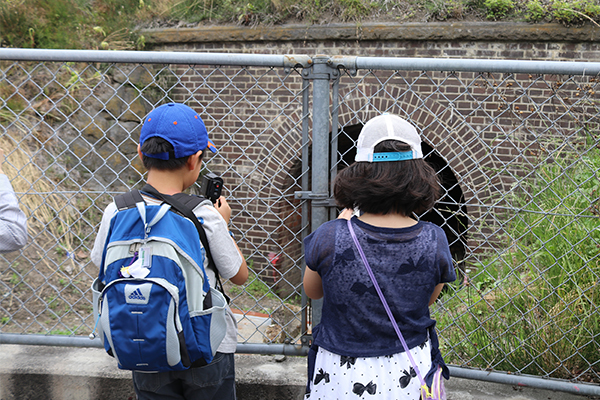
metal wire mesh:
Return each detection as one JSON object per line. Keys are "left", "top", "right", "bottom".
{"left": 1, "top": 51, "right": 600, "bottom": 388}
{"left": 331, "top": 67, "right": 600, "bottom": 383}
{"left": 0, "top": 59, "right": 309, "bottom": 346}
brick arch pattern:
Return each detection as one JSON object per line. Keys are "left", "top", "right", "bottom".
{"left": 334, "top": 76, "right": 518, "bottom": 252}
{"left": 232, "top": 108, "right": 306, "bottom": 298}
{"left": 335, "top": 82, "right": 508, "bottom": 203}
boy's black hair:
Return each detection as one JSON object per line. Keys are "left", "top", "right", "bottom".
{"left": 141, "top": 137, "right": 204, "bottom": 171}
{"left": 334, "top": 140, "right": 441, "bottom": 216}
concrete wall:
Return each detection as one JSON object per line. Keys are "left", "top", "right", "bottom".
{"left": 0, "top": 344, "right": 306, "bottom": 400}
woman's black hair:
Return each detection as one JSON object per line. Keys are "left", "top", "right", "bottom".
{"left": 334, "top": 140, "right": 441, "bottom": 216}
{"left": 141, "top": 137, "right": 204, "bottom": 171}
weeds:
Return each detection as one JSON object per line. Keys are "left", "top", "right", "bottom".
{"left": 1, "top": 0, "right": 600, "bottom": 50}
{"left": 551, "top": 0, "right": 600, "bottom": 25}
{"left": 525, "top": 0, "right": 547, "bottom": 22}
{"left": 434, "top": 144, "right": 600, "bottom": 381}
{"left": 484, "top": 0, "right": 514, "bottom": 20}
{"left": 335, "top": 0, "right": 375, "bottom": 21}
{"left": 425, "top": 0, "right": 465, "bottom": 20}
{"left": 230, "top": 261, "right": 277, "bottom": 300}
{"left": 9, "top": 273, "right": 20, "bottom": 286}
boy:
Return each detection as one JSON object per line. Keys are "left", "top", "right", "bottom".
{"left": 91, "top": 102, "right": 248, "bottom": 400}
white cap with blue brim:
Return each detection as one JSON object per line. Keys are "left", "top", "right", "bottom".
{"left": 355, "top": 114, "right": 423, "bottom": 162}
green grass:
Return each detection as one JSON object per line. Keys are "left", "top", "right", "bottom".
{"left": 9, "top": 273, "right": 20, "bottom": 286}
{"left": 229, "top": 261, "right": 277, "bottom": 300}
{"left": 49, "top": 329, "right": 75, "bottom": 335}
{"left": 433, "top": 143, "right": 600, "bottom": 381}
{"left": 1, "top": 0, "right": 599, "bottom": 50}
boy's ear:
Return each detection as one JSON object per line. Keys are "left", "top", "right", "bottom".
{"left": 137, "top": 144, "right": 143, "bottom": 162}
{"left": 187, "top": 150, "right": 203, "bottom": 170}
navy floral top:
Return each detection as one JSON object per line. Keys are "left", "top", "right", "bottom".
{"left": 305, "top": 217, "right": 455, "bottom": 358}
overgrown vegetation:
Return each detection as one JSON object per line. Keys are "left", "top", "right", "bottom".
{"left": 433, "top": 142, "right": 600, "bottom": 382}
{"left": 0, "top": 62, "right": 113, "bottom": 334}
{"left": 1, "top": 0, "right": 599, "bottom": 50}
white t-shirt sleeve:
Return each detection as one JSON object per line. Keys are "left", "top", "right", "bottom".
{"left": 194, "top": 201, "right": 243, "bottom": 281}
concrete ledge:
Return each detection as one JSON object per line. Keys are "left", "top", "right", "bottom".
{"left": 141, "top": 22, "right": 600, "bottom": 45}
{"left": 0, "top": 344, "right": 593, "bottom": 400}
{"left": 0, "top": 344, "right": 305, "bottom": 400}
{"left": 0, "top": 345, "right": 135, "bottom": 400}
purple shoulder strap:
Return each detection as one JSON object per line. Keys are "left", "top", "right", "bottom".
{"left": 347, "top": 218, "right": 428, "bottom": 389}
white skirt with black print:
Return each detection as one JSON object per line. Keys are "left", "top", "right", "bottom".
{"left": 305, "top": 339, "right": 432, "bottom": 400}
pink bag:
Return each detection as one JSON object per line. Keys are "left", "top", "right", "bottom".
{"left": 420, "top": 365, "right": 446, "bottom": 400}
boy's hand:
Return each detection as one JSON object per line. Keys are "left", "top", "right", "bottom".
{"left": 214, "top": 196, "right": 231, "bottom": 224}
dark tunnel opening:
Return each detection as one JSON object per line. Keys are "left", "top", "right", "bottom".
{"left": 334, "top": 123, "right": 468, "bottom": 277}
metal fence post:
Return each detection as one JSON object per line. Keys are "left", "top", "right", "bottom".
{"left": 307, "top": 55, "right": 334, "bottom": 326}
{"left": 300, "top": 77, "right": 311, "bottom": 344}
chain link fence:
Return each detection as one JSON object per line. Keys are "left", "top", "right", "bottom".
{"left": 328, "top": 60, "right": 600, "bottom": 389}
{"left": 1, "top": 49, "right": 600, "bottom": 394}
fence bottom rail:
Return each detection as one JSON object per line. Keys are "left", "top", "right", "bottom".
{"left": 1, "top": 333, "right": 599, "bottom": 396}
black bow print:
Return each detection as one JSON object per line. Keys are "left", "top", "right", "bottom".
{"left": 314, "top": 368, "right": 330, "bottom": 385}
{"left": 352, "top": 381, "right": 377, "bottom": 397}
{"left": 340, "top": 355, "right": 357, "bottom": 369}
{"left": 399, "top": 367, "right": 417, "bottom": 389}
{"left": 419, "top": 340, "right": 427, "bottom": 350}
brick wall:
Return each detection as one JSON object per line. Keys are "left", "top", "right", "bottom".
{"left": 142, "top": 22, "right": 600, "bottom": 292}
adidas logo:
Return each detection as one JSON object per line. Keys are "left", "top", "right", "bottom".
{"left": 128, "top": 288, "right": 146, "bottom": 301}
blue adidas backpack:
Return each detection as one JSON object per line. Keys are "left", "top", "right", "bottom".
{"left": 93, "top": 187, "right": 228, "bottom": 372}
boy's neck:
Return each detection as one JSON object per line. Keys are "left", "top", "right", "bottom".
{"left": 146, "top": 169, "right": 188, "bottom": 195}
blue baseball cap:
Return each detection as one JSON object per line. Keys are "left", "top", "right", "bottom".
{"left": 140, "top": 103, "right": 217, "bottom": 160}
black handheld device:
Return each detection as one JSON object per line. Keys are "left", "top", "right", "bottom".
{"left": 201, "top": 172, "right": 223, "bottom": 204}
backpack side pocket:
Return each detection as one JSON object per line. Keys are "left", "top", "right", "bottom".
{"left": 91, "top": 278, "right": 105, "bottom": 341}
{"left": 189, "top": 287, "right": 228, "bottom": 363}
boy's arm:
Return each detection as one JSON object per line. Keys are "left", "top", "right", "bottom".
{"left": 200, "top": 196, "right": 248, "bottom": 286}
{"left": 227, "top": 246, "right": 248, "bottom": 285}
{"left": 214, "top": 196, "right": 248, "bottom": 285}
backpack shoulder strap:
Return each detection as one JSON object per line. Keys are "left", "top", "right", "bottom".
{"left": 114, "top": 190, "right": 144, "bottom": 211}
{"left": 140, "top": 186, "right": 208, "bottom": 253}
{"left": 171, "top": 192, "right": 205, "bottom": 212}
{"left": 169, "top": 192, "right": 215, "bottom": 268}
{"left": 140, "top": 184, "right": 229, "bottom": 303}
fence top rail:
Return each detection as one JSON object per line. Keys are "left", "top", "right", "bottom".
{"left": 2, "top": 48, "right": 600, "bottom": 76}
{"left": 2, "top": 49, "right": 600, "bottom": 76}
{"left": 344, "top": 56, "right": 600, "bottom": 76}
{"left": 0, "top": 48, "right": 313, "bottom": 69}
